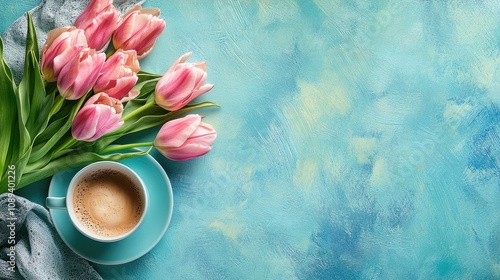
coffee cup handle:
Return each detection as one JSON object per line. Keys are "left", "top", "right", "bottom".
{"left": 46, "top": 197, "right": 67, "bottom": 209}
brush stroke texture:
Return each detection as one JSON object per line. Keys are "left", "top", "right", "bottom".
{"left": 3, "top": 0, "right": 499, "bottom": 279}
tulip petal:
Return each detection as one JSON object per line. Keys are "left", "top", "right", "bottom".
{"left": 141, "top": 8, "right": 161, "bottom": 17}
{"left": 155, "top": 114, "right": 202, "bottom": 148}
{"left": 165, "top": 52, "right": 191, "bottom": 74}
{"left": 165, "top": 143, "right": 212, "bottom": 161}
{"left": 121, "top": 3, "right": 142, "bottom": 18}
{"left": 123, "top": 50, "right": 140, "bottom": 72}
{"left": 134, "top": 19, "right": 166, "bottom": 57}
{"left": 106, "top": 75, "right": 138, "bottom": 100}
{"left": 114, "top": 13, "right": 148, "bottom": 49}
{"left": 72, "top": 105, "right": 100, "bottom": 140}
{"left": 43, "top": 27, "right": 72, "bottom": 51}
{"left": 190, "top": 123, "right": 217, "bottom": 145}
{"left": 193, "top": 83, "right": 214, "bottom": 99}
{"left": 154, "top": 53, "right": 213, "bottom": 111}
{"left": 113, "top": 5, "right": 165, "bottom": 59}
{"left": 41, "top": 28, "right": 88, "bottom": 82}
{"left": 72, "top": 93, "right": 124, "bottom": 141}
{"left": 72, "top": 51, "right": 105, "bottom": 99}
{"left": 84, "top": 10, "right": 120, "bottom": 50}
{"left": 159, "top": 65, "right": 196, "bottom": 97}
{"left": 88, "top": 105, "right": 124, "bottom": 141}
{"left": 53, "top": 45, "right": 82, "bottom": 77}
{"left": 93, "top": 49, "right": 139, "bottom": 100}
{"left": 154, "top": 114, "right": 216, "bottom": 161}
{"left": 85, "top": 93, "right": 101, "bottom": 105}
{"left": 120, "top": 89, "right": 140, "bottom": 103}
{"left": 92, "top": 92, "right": 124, "bottom": 114}
{"left": 155, "top": 65, "right": 199, "bottom": 110}
{"left": 192, "top": 67, "right": 207, "bottom": 88}
{"left": 74, "top": 0, "right": 113, "bottom": 27}
{"left": 58, "top": 58, "right": 81, "bottom": 99}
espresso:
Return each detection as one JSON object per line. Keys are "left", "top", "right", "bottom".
{"left": 73, "top": 169, "right": 144, "bottom": 237}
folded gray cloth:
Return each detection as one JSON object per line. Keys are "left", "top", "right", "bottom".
{"left": 2, "top": 0, "right": 142, "bottom": 83}
{"left": 0, "top": 193, "right": 102, "bottom": 279}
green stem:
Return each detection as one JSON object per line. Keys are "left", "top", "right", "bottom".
{"left": 17, "top": 147, "right": 153, "bottom": 189}
{"left": 100, "top": 142, "right": 153, "bottom": 154}
{"left": 138, "top": 70, "right": 162, "bottom": 77}
{"left": 122, "top": 101, "right": 156, "bottom": 122}
{"left": 49, "top": 94, "right": 64, "bottom": 119}
{"left": 52, "top": 137, "right": 78, "bottom": 159}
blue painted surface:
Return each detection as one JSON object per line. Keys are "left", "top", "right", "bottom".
{"left": 2, "top": 0, "right": 500, "bottom": 279}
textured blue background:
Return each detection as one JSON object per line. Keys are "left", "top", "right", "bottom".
{"left": 2, "top": 0, "right": 500, "bottom": 279}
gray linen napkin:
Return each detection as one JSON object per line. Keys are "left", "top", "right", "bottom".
{"left": 0, "top": 193, "right": 102, "bottom": 280}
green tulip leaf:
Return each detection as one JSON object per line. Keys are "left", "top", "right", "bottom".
{"left": 137, "top": 70, "right": 162, "bottom": 82}
{"left": 0, "top": 37, "right": 18, "bottom": 182}
{"left": 33, "top": 115, "right": 68, "bottom": 148}
{"left": 123, "top": 94, "right": 154, "bottom": 117}
{"left": 0, "top": 33, "right": 30, "bottom": 186}
{"left": 25, "top": 13, "right": 39, "bottom": 62}
{"left": 125, "top": 101, "right": 219, "bottom": 134}
{"left": 18, "top": 147, "right": 152, "bottom": 189}
{"left": 29, "top": 97, "right": 85, "bottom": 163}
{"left": 19, "top": 50, "right": 47, "bottom": 139}
{"left": 28, "top": 139, "right": 94, "bottom": 173}
{"left": 0, "top": 145, "right": 33, "bottom": 193}
{"left": 5, "top": 13, "right": 42, "bottom": 185}
{"left": 18, "top": 13, "right": 39, "bottom": 126}
{"left": 18, "top": 14, "right": 41, "bottom": 130}
{"left": 134, "top": 81, "right": 157, "bottom": 99}
{"left": 33, "top": 93, "right": 55, "bottom": 139}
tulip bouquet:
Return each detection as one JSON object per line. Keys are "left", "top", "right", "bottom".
{"left": 0, "top": 0, "right": 218, "bottom": 193}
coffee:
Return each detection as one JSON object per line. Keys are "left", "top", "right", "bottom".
{"left": 72, "top": 168, "right": 145, "bottom": 237}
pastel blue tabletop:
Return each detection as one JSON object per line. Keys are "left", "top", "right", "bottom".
{"left": 3, "top": 0, "right": 500, "bottom": 279}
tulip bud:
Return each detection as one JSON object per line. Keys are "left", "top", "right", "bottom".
{"left": 72, "top": 92, "right": 124, "bottom": 141}
{"left": 41, "top": 27, "right": 88, "bottom": 82}
{"left": 58, "top": 48, "right": 106, "bottom": 100}
{"left": 94, "top": 49, "right": 140, "bottom": 101}
{"left": 154, "top": 114, "right": 217, "bottom": 161}
{"left": 74, "top": 0, "right": 120, "bottom": 50}
{"left": 155, "top": 52, "right": 214, "bottom": 111}
{"left": 112, "top": 4, "right": 166, "bottom": 59}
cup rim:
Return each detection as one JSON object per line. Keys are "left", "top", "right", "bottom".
{"left": 66, "top": 161, "right": 148, "bottom": 242}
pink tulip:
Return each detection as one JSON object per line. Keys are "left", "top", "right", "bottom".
{"left": 58, "top": 48, "right": 106, "bottom": 100}
{"left": 41, "top": 27, "right": 88, "bottom": 82}
{"left": 74, "top": 0, "right": 120, "bottom": 50}
{"left": 155, "top": 52, "right": 214, "bottom": 111}
{"left": 72, "top": 92, "right": 124, "bottom": 141}
{"left": 93, "top": 49, "right": 140, "bottom": 101}
{"left": 112, "top": 4, "right": 166, "bottom": 59}
{"left": 154, "top": 114, "right": 217, "bottom": 161}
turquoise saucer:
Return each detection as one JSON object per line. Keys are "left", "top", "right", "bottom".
{"left": 48, "top": 152, "right": 173, "bottom": 265}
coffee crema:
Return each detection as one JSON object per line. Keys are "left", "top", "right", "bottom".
{"left": 73, "top": 169, "right": 144, "bottom": 237}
